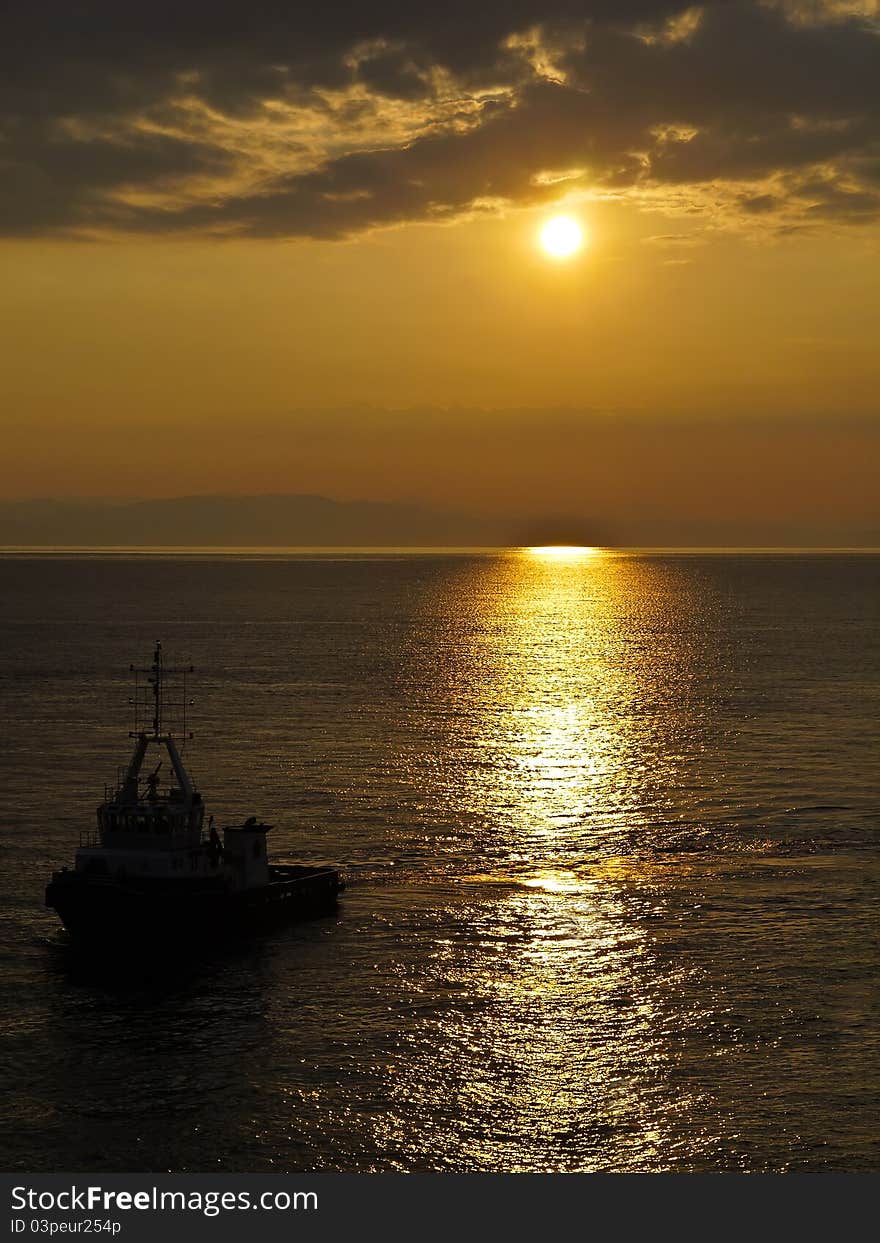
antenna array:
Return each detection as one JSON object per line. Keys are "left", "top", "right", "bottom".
{"left": 129, "top": 641, "right": 195, "bottom": 740}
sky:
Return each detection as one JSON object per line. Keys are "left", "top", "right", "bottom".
{"left": 2, "top": 1, "right": 879, "bottom": 544}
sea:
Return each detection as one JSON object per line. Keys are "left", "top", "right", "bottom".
{"left": 0, "top": 550, "right": 877, "bottom": 1173}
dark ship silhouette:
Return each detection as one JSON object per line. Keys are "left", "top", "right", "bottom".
{"left": 45, "top": 643, "right": 344, "bottom": 942}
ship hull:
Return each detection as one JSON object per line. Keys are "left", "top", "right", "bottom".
{"left": 45, "top": 864, "right": 344, "bottom": 943}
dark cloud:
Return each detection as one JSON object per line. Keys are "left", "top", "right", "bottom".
{"left": 2, "top": 2, "right": 879, "bottom": 238}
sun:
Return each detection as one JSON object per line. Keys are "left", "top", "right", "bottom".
{"left": 539, "top": 214, "right": 585, "bottom": 260}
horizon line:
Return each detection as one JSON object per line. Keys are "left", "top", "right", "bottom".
{"left": 1, "top": 545, "right": 878, "bottom": 557}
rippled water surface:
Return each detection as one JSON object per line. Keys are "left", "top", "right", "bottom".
{"left": 0, "top": 550, "right": 877, "bottom": 1171}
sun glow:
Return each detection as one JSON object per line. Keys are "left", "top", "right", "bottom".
{"left": 528, "top": 545, "right": 598, "bottom": 561}
{"left": 539, "top": 214, "right": 585, "bottom": 259}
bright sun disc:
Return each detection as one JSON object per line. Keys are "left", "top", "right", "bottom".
{"left": 539, "top": 214, "right": 584, "bottom": 259}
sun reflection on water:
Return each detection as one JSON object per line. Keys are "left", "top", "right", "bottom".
{"left": 520, "top": 869, "right": 587, "bottom": 895}
{"left": 468, "top": 549, "right": 654, "bottom": 852}
{"left": 527, "top": 545, "right": 600, "bottom": 562}
{"left": 363, "top": 553, "right": 719, "bottom": 1170}
{"left": 370, "top": 858, "right": 714, "bottom": 1171}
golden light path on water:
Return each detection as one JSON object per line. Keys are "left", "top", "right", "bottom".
{"left": 527, "top": 545, "right": 599, "bottom": 562}
{"left": 366, "top": 546, "right": 721, "bottom": 1170}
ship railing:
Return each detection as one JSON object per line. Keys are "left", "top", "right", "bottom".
{"left": 79, "top": 830, "right": 100, "bottom": 848}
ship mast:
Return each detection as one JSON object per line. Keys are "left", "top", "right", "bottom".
{"left": 122, "top": 642, "right": 196, "bottom": 802}
{"left": 151, "top": 640, "right": 162, "bottom": 736}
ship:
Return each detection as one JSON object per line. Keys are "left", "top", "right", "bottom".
{"left": 45, "top": 643, "right": 344, "bottom": 943}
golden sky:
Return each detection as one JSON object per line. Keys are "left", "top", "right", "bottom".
{"left": 1, "top": 1, "right": 879, "bottom": 543}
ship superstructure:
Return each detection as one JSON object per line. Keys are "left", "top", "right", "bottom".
{"left": 76, "top": 642, "right": 214, "bottom": 882}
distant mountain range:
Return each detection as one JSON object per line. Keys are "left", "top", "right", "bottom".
{"left": 0, "top": 494, "right": 875, "bottom": 549}
{"left": 0, "top": 494, "right": 506, "bottom": 547}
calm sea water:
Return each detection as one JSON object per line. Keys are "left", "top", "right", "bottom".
{"left": 0, "top": 550, "right": 877, "bottom": 1173}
